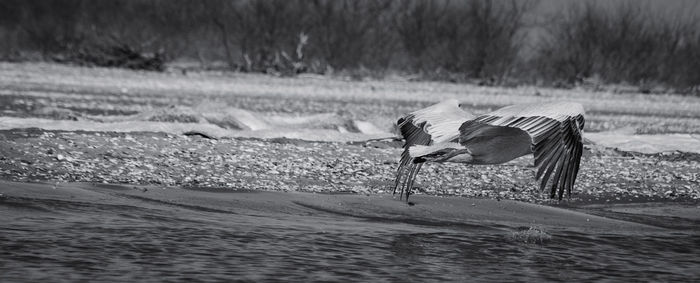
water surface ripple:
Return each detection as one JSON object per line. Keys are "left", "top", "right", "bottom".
{"left": 1, "top": 191, "right": 699, "bottom": 282}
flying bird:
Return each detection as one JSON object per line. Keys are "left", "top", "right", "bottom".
{"left": 394, "top": 99, "right": 585, "bottom": 202}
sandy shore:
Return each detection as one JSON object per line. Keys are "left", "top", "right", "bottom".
{"left": 4, "top": 180, "right": 692, "bottom": 233}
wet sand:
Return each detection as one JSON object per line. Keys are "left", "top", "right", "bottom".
{"left": 2, "top": 180, "right": 692, "bottom": 233}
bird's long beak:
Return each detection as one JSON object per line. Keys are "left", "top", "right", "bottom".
{"left": 440, "top": 148, "right": 473, "bottom": 163}
{"left": 442, "top": 149, "right": 473, "bottom": 163}
{"left": 416, "top": 148, "right": 472, "bottom": 163}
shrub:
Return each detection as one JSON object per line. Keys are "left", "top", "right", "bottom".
{"left": 1, "top": 0, "right": 698, "bottom": 92}
{"left": 532, "top": 0, "right": 700, "bottom": 92}
{"left": 393, "top": 0, "right": 535, "bottom": 83}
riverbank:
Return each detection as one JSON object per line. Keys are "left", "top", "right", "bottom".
{"left": 1, "top": 62, "right": 699, "bottom": 203}
{"left": 1, "top": 127, "right": 698, "bottom": 203}
{"left": 0, "top": 180, "right": 689, "bottom": 233}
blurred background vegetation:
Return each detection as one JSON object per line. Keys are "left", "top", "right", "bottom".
{"left": 1, "top": 0, "right": 699, "bottom": 94}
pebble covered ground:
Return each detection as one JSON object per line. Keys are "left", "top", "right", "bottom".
{"left": 1, "top": 128, "right": 698, "bottom": 204}
{"left": 1, "top": 63, "right": 699, "bottom": 204}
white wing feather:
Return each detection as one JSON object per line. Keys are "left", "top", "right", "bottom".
{"left": 408, "top": 99, "right": 474, "bottom": 144}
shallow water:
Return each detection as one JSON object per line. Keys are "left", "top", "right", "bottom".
{"left": 1, "top": 186, "right": 699, "bottom": 282}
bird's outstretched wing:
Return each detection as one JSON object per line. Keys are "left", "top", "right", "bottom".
{"left": 395, "top": 99, "right": 473, "bottom": 199}
{"left": 468, "top": 102, "right": 585, "bottom": 199}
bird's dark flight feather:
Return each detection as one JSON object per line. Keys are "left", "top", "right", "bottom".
{"left": 471, "top": 103, "right": 585, "bottom": 200}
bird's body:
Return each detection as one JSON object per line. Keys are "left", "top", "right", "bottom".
{"left": 395, "top": 99, "right": 585, "bottom": 201}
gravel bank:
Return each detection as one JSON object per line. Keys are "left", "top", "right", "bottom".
{"left": 1, "top": 128, "right": 698, "bottom": 203}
